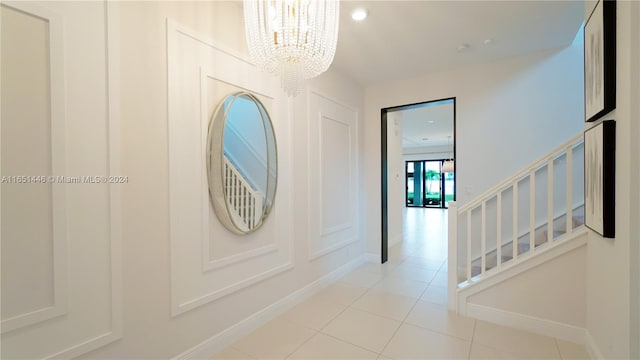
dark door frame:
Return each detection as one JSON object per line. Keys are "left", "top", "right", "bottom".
{"left": 380, "top": 97, "right": 456, "bottom": 263}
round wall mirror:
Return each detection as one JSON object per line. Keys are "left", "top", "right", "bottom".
{"left": 207, "top": 92, "right": 277, "bottom": 234}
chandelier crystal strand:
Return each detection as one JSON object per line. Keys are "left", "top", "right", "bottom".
{"left": 244, "top": 0, "right": 340, "bottom": 97}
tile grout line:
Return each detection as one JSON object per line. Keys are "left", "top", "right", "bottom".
{"left": 467, "top": 319, "right": 478, "bottom": 360}
{"left": 376, "top": 319, "right": 403, "bottom": 358}
{"left": 227, "top": 345, "right": 256, "bottom": 359}
{"left": 554, "top": 337, "right": 564, "bottom": 360}
{"left": 282, "top": 328, "right": 319, "bottom": 360}
{"left": 315, "top": 268, "right": 391, "bottom": 356}
{"left": 402, "top": 310, "right": 478, "bottom": 343}
{"left": 280, "top": 275, "right": 381, "bottom": 359}
{"left": 318, "top": 294, "right": 390, "bottom": 355}
{"left": 321, "top": 332, "right": 384, "bottom": 357}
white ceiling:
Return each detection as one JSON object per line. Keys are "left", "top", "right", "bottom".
{"left": 333, "top": 1, "right": 584, "bottom": 151}
{"left": 401, "top": 100, "right": 454, "bottom": 148}
{"left": 332, "top": 1, "right": 584, "bottom": 87}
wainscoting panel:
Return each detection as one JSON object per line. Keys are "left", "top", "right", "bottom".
{"left": 0, "top": 1, "right": 122, "bottom": 358}
{"left": 1, "top": 1, "right": 67, "bottom": 334}
{"left": 308, "top": 91, "right": 359, "bottom": 260}
{"left": 167, "top": 20, "right": 292, "bottom": 316}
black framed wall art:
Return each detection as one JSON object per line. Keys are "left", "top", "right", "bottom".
{"left": 584, "top": 120, "right": 616, "bottom": 238}
{"left": 584, "top": 0, "right": 616, "bottom": 123}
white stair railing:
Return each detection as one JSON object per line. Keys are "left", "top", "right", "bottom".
{"left": 448, "top": 133, "right": 585, "bottom": 301}
{"left": 224, "top": 156, "right": 263, "bottom": 232}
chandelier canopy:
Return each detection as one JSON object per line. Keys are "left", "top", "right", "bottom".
{"left": 243, "top": 0, "right": 340, "bottom": 96}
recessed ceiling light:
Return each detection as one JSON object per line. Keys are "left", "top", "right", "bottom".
{"left": 351, "top": 8, "right": 368, "bottom": 21}
{"left": 457, "top": 43, "right": 470, "bottom": 52}
{"left": 428, "top": 120, "right": 435, "bottom": 123}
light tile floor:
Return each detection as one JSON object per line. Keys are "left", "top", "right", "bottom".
{"left": 212, "top": 208, "right": 589, "bottom": 359}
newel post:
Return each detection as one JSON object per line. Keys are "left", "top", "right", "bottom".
{"left": 447, "top": 201, "right": 457, "bottom": 312}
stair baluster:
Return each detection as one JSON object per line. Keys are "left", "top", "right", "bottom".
{"left": 448, "top": 133, "right": 586, "bottom": 306}
{"left": 223, "top": 156, "right": 263, "bottom": 232}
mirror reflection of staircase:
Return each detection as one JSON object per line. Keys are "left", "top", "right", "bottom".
{"left": 223, "top": 156, "right": 263, "bottom": 232}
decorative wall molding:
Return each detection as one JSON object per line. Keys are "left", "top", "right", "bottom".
{"left": 0, "top": 1, "right": 123, "bottom": 357}
{"left": 319, "top": 114, "right": 353, "bottom": 235}
{"left": 203, "top": 244, "right": 278, "bottom": 272}
{"left": 0, "top": 0, "right": 68, "bottom": 334}
{"left": 50, "top": 1, "right": 124, "bottom": 357}
{"left": 171, "top": 255, "right": 365, "bottom": 360}
{"left": 167, "top": 19, "right": 292, "bottom": 317}
{"left": 198, "top": 68, "right": 279, "bottom": 273}
{"left": 104, "top": 0, "right": 124, "bottom": 346}
{"left": 307, "top": 89, "right": 359, "bottom": 261}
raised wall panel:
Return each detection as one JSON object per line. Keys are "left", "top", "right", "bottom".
{"left": 320, "top": 116, "right": 352, "bottom": 233}
{"left": 0, "top": 1, "right": 122, "bottom": 358}
{"left": 167, "top": 20, "right": 292, "bottom": 316}
{"left": 308, "top": 91, "right": 359, "bottom": 260}
{"left": 0, "top": 3, "right": 67, "bottom": 332}
{"left": 203, "top": 75, "right": 276, "bottom": 264}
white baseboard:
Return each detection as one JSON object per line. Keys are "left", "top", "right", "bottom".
{"left": 365, "top": 252, "right": 379, "bottom": 263}
{"left": 389, "top": 232, "right": 402, "bottom": 247}
{"left": 465, "top": 303, "right": 586, "bottom": 344}
{"left": 172, "top": 255, "right": 365, "bottom": 359}
{"left": 584, "top": 331, "right": 604, "bottom": 360}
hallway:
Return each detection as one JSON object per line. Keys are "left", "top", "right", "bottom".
{"left": 213, "top": 208, "right": 589, "bottom": 359}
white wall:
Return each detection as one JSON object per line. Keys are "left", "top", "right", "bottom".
{"left": 364, "top": 41, "right": 584, "bottom": 255}
{"left": 404, "top": 144, "right": 453, "bottom": 162}
{"left": 1, "top": 2, "right": 121, "bottom": 358}
{"left": 468, "top": 242, "right": 587, "bottom": 330}
{"left": 386, "top": 112, "right": 404, "bottom": 247}
{"left": 2, "top": 3, "right": 55, "bottom": 318}
{"left": 633, "top": 5, "right": 640, "bottom": 359}
{"left": 2, "top": 1, "right": 365, "bottom": 358}
{"left": 585, "top": 1, "right": 640, "bottom": 358}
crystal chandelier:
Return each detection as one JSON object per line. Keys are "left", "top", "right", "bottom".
{"left": 243, "top": 0, "right": 340, "bottom": 97}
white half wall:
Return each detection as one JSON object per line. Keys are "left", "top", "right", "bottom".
{"left": 467, "top": 241, "right": 586, "bottom": 331}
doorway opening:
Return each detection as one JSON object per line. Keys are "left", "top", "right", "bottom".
{"left": 381, "top": 97, "right": 456, "bottom": 263}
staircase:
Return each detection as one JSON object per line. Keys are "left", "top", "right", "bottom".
{"left": 448, "top": 133, "right": 585, "bottom": 304}
{"left": 224, "top": 156, "right": 263, "bottom": 232}
{"left": 466, "top": 204, "right": 584, "bottom": 279}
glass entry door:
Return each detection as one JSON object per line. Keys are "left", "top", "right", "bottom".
{"left": 406, "top": 160, "right": 455, "bottom": 208}
{"left": 423, "top": 161, "right": 442, "bottom": 207}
